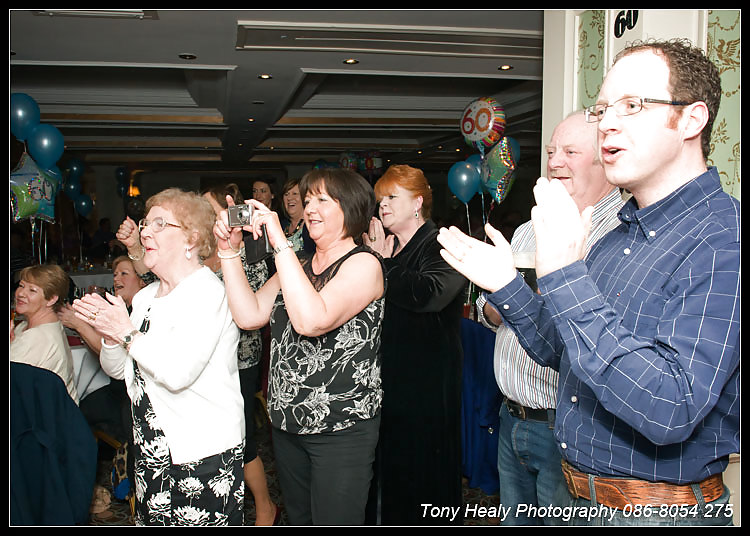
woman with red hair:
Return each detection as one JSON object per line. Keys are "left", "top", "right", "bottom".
{"left": 364, "top": 165, "right": 466, "bottom": 525}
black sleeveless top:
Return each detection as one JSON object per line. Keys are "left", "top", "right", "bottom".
{"left": 268, "top": 245, "right": 386, "bottom": 434}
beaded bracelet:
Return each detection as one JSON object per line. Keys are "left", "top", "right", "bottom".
{"left": 217, "top": 249, "right": 241, "bottom": 260}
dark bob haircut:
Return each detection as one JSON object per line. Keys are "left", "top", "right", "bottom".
{"left": 299, "top": 168, "right": 375, "bottom": 240}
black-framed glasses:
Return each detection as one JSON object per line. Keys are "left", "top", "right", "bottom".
{"left": 138, "top": 217, "right": 182, "bottom": 233}
{"left": 584, "top": 96, "right": 691, "bottom": 123}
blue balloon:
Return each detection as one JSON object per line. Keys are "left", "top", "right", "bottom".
{"left": 10, "top": 93, "right": 41, "bottom": 142}
{"left": 116, "top": 182, "right": 128, "bottom": 198}
{"left": 115, "top": 166, "right": 128, "bottom": 183}
{"left": 448, "top": 161, "right": 481, "bottom": 204}
{"left": 465, "top": 154, "right": 484, "bottom": 194}
{"left": 63, "top": 178, "right": 82, "bottom": 199}
{"left": 506, "top": 136, "right": 521, "bottom": 162}
{"left": 28, "top": 123, "right": 65, "bottom": 169}
{"left": 74, "top": 193, "right": 94, "bottom": 218}
{"left": 466, "top": 153, "right": 483, "bottom": 175}
{"left": 66, "top": 158, "right": 85, "bottom": 181}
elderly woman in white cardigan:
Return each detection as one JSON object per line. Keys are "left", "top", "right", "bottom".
{"left": 72, "top": 188, "right": 244, "bottom": 526}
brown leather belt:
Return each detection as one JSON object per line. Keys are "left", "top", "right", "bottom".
{"left": 505, "top": 399, "right": 551, "bottom": 422}
{"left": 561, "top": 460, "right": 724, "bottom": 509}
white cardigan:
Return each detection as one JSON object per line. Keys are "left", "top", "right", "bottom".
{"left": 100, "top": 267, "right": 244, "bottom": 464}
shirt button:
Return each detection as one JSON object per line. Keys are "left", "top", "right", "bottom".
{"left": 503, "top": 304, "right": 510, "bottom": 310}
{"left": 570, "top": 395, "right": 578, "bottom": 403}
{"left": 649, "top": 230, "right": 656, "bottom": 237}
{"left": 561, "top": 442, "right": 567, "bottom": 450}
{"left": 624, "top": 248, "right": 631, "bottom": 255}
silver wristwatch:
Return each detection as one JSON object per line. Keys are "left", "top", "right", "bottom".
{"left": 121, "top": 329, "right": 140, "bottom": 350}
{"left": 273, "top": 240, "right": 294, "bottom": 256}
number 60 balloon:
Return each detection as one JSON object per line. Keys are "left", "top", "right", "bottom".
{"left": 460, "top": 97, "right": 506, "bottom": 152}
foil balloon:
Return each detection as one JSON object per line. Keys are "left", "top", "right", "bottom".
{"left": 460, "top": 97, "right": 506, "bottom": 152}
{"left": 481, "top": 136, "right": 520, "bottom": 204}
{"left": 10, "top": 153, "right": 60, "bottom": 223}
{"left": 338, "top": 152, "right": 358, "bottom": 170}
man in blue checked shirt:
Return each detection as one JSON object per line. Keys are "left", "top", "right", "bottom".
{"left": 438, "top": 38, "right": 739, "bottom": 526}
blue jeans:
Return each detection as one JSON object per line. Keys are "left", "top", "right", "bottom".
{"left": 497, "top": 401, "right": 565, "bottom": 525}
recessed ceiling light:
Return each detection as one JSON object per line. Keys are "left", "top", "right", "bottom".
{"left": 247, "top": 118, "right": 255, "bottom": 123}
{"left": 258, "top": 74, "right": 272, "bottom": 80}
{"left": 179, "top": 53, "right": 197, "bottom": 60}
{"left": 343, "top": 58, "right": 359, "bottom": 65}
{"left": 498, "top": 64, "right": 514, "bottom": 71}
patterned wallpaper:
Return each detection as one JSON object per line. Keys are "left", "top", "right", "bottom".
{"left": 576, "top": 10, "right": 740, "bottom": 200}
{"left": 706, "top": 10, "right": 741, "bottom": 200}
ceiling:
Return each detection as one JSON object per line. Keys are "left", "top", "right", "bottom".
{"left": 10, "top": 9, "right": 544, "bottom": 176}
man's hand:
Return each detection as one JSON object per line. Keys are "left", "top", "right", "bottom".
{"left": 531, "top": 178, "right": 593, "bottom": 278}
{"left": 437, "top": 223, "right": 516, "bottom": 293}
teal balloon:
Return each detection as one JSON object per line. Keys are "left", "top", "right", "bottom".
{"left": 74, "top": 193, "right": 94, "bottom": 218}
{"left": 115, "top": 166, "right": 128, "bottom": 183}
{"left": 10, "top": 93, "right": 41, "bottom": 142}
{"left": 116, "top": 182, "right": 128, "bottom": 198}
{"left": 67, "top": 158, "right": 85, "bottom": 181}
{"left": 28, "top": 123, "right": 65, "bottom": 169}
{"left": 465, "top": 154, "right": 484, "bottom": 194}
{"left": 448, "top": 161, "right": 481, "bottom": 204}
{"left": 63, "top": 178, "right": 82, "bottom": 199}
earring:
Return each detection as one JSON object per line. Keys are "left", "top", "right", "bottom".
{"left": 185, "top": 246, "right": 192, "bottom": 260}
{"left": 415, "top": 211, "right": 419, "bottom": 219}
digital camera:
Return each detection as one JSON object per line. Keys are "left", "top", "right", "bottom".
{"left": 227, "top": 204, "right": 254, "bottom": 227}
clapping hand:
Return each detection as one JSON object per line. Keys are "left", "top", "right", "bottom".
{"left": 530, "top": 178, "right": 592, "bottom": 278}
{"left": 437, "top": 223, "right": 516, "bottom": 293}
{"left": 362, "top": 217, "right": 394, "bottom": 258}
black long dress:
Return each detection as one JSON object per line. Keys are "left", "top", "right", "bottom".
{"left": 373, "top": 220, "right": 467, "bottom": 525}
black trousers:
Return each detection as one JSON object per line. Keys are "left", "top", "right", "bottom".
{"left": 273, "top": 416, "right": 380, "bottom": 525}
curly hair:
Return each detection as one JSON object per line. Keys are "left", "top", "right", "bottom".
{"left": 146, "top": 188, "right": 217, "bottom": 260}
{"left": 615, "top": 38, "right": 722, "bottom": 160}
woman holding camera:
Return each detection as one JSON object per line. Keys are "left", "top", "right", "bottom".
{"left": 72, "top": 188, "right": 245, "bottom": 526}
{"left": 214, "top": 168, "right": 385, "bottom": 525}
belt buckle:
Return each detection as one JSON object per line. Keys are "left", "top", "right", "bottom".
{"left": 561, "top": 461, "right": 582, "bottom": 499}
{"left": 506, "top": 400, "right": 526, "bottom": 420}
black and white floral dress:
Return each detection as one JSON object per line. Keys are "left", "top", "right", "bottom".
{"left": 267, "top": 245, "right": 386, "bottom": 435}
{"left": 130, "top": 315, "right": 245, "bottom": 526}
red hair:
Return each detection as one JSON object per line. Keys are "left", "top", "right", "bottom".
{"left": 374, "top": 165, "right": 433, "bottom": 219}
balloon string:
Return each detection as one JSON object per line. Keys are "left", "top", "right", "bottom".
{"left": 465, "top": 202, "right": 471, "bottom": 238}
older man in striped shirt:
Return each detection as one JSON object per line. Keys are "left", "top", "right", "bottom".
{"left": 475, "top": 111, "right": 625, "bottom": 525}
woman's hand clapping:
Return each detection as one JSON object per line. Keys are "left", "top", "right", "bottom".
{"left": 71, "top": 292, "right": 134, "bottom": 345}
{"left": 362, "top": 217, "right": 394, "bottom": 258}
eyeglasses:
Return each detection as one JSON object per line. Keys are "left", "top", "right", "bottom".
{"left": 584, "top": 96, "right": 691, "bottom": 123}
{"left": 138, "top": 217, "right": 182, "bottom": 233}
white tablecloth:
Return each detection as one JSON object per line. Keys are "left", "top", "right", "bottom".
{"left": 71, "top": 345, "right": 110, "bottom": 400}
{"left": 68, "top": 269, "right": 114, "bottom": 294}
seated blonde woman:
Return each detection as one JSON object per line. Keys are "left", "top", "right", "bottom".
{"left": 11, "top": 264, "right": 79, "bottom": 404}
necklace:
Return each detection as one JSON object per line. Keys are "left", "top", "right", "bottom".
{"left": 286, "top": 218, "right": 304, "bottom": 237}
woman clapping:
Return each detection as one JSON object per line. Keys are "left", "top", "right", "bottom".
{"left": 72, "top": 188, "right": 245, "bottom": 526}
